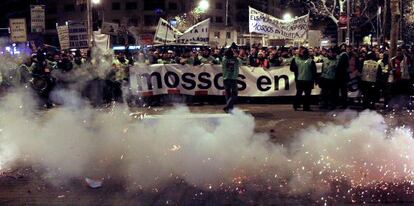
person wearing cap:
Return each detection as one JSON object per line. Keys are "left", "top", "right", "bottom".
{"left": 290, "top": 47, "right": 317, "bottom": 111}
{"left": 360, "top": 52, "right": 382, "bottom": 109}
{"left": 222, "top": 49, "right": 241, "bottom": 113}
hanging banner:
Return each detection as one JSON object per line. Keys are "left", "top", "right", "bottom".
{"left": 176, "top": 18, "right": 210, "bottom": 44}
{"left": 30, "top": 5, "right": 45, "bottom": 33}
{"left": 57, "top": 25, "right": 70, "bottom": 50}
{"left": 68, "top": 21, "right": 89, "bottom": 49}
{"left": 249, "top": 7, "right": 309, "bottom": 39}
{"left": 9, "top": 18, "right": 28, "bottom": 43}
{"left": 93, "top": 30, "right": 110, "bottom": 52}
{"left": 101, "top": 22, "right": 119, "bottom": 36}
{"left": 153, "top": 18, "right": 183, "bottom": 44}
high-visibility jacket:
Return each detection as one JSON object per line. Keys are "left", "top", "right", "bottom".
{"left": 361, "top": 60, "right": 381, "bottom": 82}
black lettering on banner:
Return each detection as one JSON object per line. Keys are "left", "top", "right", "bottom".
{"left": 253, "top": 23, "right": 274, "bottom": 33}
{"left": 274, "top": 75, "right": 289, "bottom": 90}
{"left": 214, "top": 73, "right": 224, "bottom": 90}
{"left": 237, "top": 74, "right": 247, "bottom": 91}
{"left": 164, "top": 71, "right": 180, "bottom": 88}
{"left": 141, "top": 72, "right": 162, "bottom": 90}
{"left": 257, "top": 76, "right": 272, "bottom": 91}
{"left": 198, "top": 72, "right": 212, "bottom": 89}
{"left": 182, "top": 73, "right": 197, "bottom": 90}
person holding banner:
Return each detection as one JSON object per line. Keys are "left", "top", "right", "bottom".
{"left": 290, "top": 47, "right": 317, "bottom": 111}
{"left": 319, "top": 48, "right": 338, "bottom": 110}
{"left": 222, "top": 49, "right": 241, "bottom": 113}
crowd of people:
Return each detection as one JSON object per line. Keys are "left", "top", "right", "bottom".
{"left": 1, "top": 42, "right": 414, "bottom": 111}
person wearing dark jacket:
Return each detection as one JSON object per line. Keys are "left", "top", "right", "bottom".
{"left": 335, "top": 45, "right": 351, "bottom": 108}
{"left": 290, "top": 47, "right": 317, "bottom": 111}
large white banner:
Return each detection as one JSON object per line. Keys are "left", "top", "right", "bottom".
{"left": 177, "top": 18, "right": 210, "bottom": 44}
{"left": 9, "top": 18, "right": 27, "bottom": 43}
{"left": 93, "top": 30, "right": 110, "bottom": 52}
{"left": 154, "top": 18, "right": 183, "bottom": 44}
{"left": 68, "top": 21, "right": 88, "bottom": 49}
{"left": 130, "top": 64, "right": 321, "bottom": 97}
{"left": 57, "top": 25, "right": 70, "bottom": 50}
{"left": 30, "top": 5, "right": 45, "bottom": 33}
{"left": 249, "top": 7, "right": 309, "bottom": 39}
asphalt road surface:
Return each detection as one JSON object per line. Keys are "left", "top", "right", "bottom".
{"left": 0, "top": 104, "right": 413, "bottom": 205}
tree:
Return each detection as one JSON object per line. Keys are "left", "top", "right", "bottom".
{"left": 389, "top": 0, "right": 400, "bottom": 57}
{"left": 307, "top": 0, "right": 382, "bottom": 44}
{"left": 403, "top": 0, "right": 414, "bottom": 44}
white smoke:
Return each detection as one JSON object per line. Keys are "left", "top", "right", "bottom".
{"left": 1, "top": 89, "right": 414, "bottom": 198}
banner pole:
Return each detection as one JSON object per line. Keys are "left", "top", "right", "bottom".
{"left": 250, "top": 32, "right": 252, "bottom": 51}
{"left": 164, "top": 21, "right": 168, "bottom": 46}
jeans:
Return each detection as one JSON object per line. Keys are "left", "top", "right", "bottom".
{"left": 224, "top": 79, "right": 238, "bottom": 110}
{"left": 294, "top": 80, "right": 314, "bottom": 110}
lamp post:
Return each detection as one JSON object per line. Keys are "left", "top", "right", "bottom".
{"left": 87, "top": 0, "right": 101, "bottom": 47}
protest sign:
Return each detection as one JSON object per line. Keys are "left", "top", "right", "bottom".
{"left": 9, "top": 18, "right": 27, "bottom": 43}
{"left": 101, "top": 22, "right": 119, "bottom": 36}
{"left": 57, "top": 25, "right": 70, "bottom": 50}
{"left": 68, "top": 21, "right": 89, "bottom": 49}
{"left": 249, "top": 7, "right": 309, "bottom": 39}
{"left": 30, "top": 5, "right": 45, "bottom": 33}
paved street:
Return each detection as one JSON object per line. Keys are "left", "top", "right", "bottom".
{"left": 2, "top": 104, "right": 414, "bottom": 205}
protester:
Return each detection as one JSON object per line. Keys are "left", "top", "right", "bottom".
{"left": 336, "top": 45, "right": 351, "bottom": 108}
{"left": 222, "top": 48, "right": 241, "bottom": 113}
{"left": 290, "top": 47, "right": 317, "bottom": 111}
{"left": 319, "top": 48, "right": 337, "bottom": 110}
{"left": 389, "top": 47, "right": 413, "bottom": 109}
{"left": 6, "top": 42, "right": 414, "bottom": 112}
{"left": 360, "top": 52, "right": 382, "bottom": 109}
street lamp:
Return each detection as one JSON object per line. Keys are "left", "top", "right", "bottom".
{"left": 283, "top": 13, "right": 293, "bottom": 21}
{"left": 92, "top": 0, "right": 101, "bottom": 4}
{"left": 198, "top": 0, "right": 209, "bottom": 12}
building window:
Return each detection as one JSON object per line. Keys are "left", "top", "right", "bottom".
{"left": 215, "top": 16, "right": 223, "bottom": 23}
{"left": 226, "top": 32, "right": 231, "bottom": 39}
{"left": 46, "top": 4, "right": 57, "bottom": 14}
{"left": 64, "top": 4, "right": 75, "bottom": 12}
{"left": 168, "top": 2, "right": 178, "bottom": 10}
{"left": 144, "top": 0, "right": 165, "bottom": 11}
{"left": 144, "top": 15, "right": 158, "bottom": 26}
{"left": 80, "top": 3, "right": 86, "bottom": 12}
{"left": 112, "top": 2, "right": 121, "bottom": 10}
{"left": 215, "top": 2, "right": 223, "bottom": 9}
{"left": 214, "top": 32, "right": 220, "bottom": 38}
{"left": 128, "top": 18, "right": 139, "bottom": 26}
{"left": 126, "top": 2, "right": 138, "bottom": 10}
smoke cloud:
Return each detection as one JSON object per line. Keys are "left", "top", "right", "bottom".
{"left": 1, "top": 88, "right": 414, "bottom": 199}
